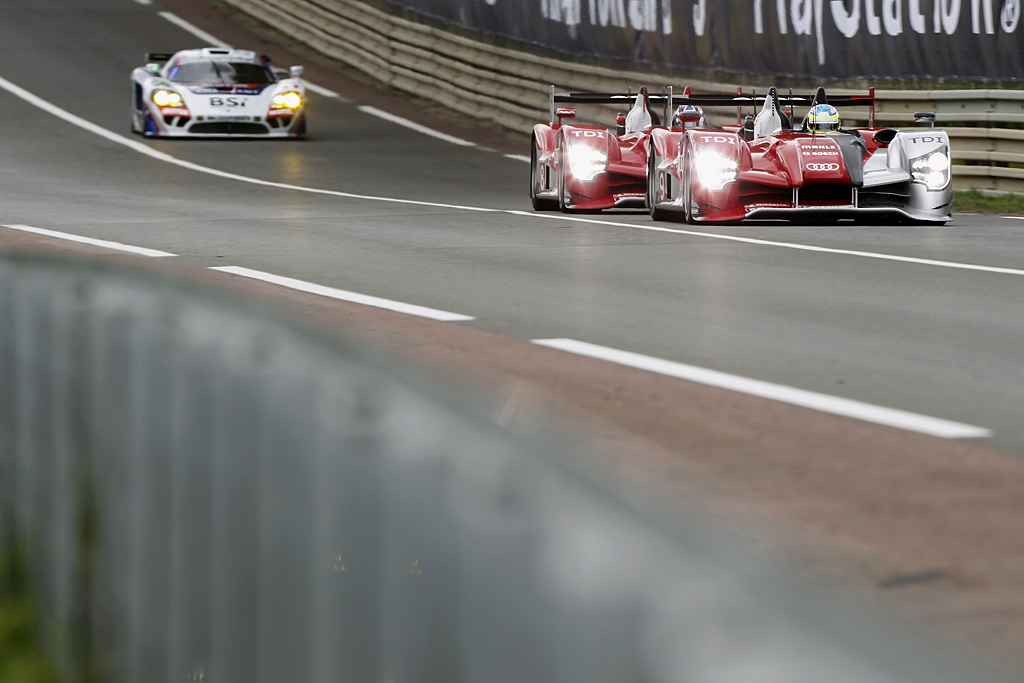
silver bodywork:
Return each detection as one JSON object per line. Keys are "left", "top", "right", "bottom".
{"left": 130, "top": 47, "right": 307, "bottom": 138}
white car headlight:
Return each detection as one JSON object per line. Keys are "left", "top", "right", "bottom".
{"left": 911, "top": 149, "right": 950, "bottom": 190}
{"left": 271, "top": 92, "right": 303, "bottom": 110}
{"left": 694, "top": 149, "right": 738, "bottom": 190}
{"left": 152, "top": 89, "right": 183, "bottom": 107}
{"left": 566, "top": 143, "right": 608, "bottom": 182}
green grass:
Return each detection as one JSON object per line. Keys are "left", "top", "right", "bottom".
{"left": 0, "top": 551, "right": 61, "bottom": 683}
{"left": 955, "top": 189, "right": 1024, "bottom": 214}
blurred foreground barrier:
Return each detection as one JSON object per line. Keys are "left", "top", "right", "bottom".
{"left": 227, "top": 0, "right": 1024, "bottom": 193}
{"left": 0, "top": 252, "right": 1016, "bottom": 682}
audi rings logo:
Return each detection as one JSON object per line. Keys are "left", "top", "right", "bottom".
{"left": 806, "top": 162, "right": 840, "bottom": 172}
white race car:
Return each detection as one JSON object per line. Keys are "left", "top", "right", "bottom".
{"left": 131, "top": 47, "right": 307, "bottom": 138}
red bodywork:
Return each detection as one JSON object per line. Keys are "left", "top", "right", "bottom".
{"left": 649, "top": 125, "right": 891, "bottom": 222}
{"left": 533, "top": 121, "right": 650, "bottom": 211}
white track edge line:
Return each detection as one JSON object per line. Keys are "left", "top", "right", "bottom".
{"left": 158, "top": 12, "right": 228, "bottom": 48}
{"left": 301, "top": 79, "right": 342, "bottom": 99}
{"left": 358, "top": 106, "right": 476, "bottom": 147}
{"left": 210, "top": 266, "right": 474, "bottom": 322}
{"left": 2, "top": 72, "right": 1022, "bottom": 278}
{"left": 1, "top": 224, "right": 176, "bottom": 257}
{"left": 533, "top": 338, "right": 991, "bottom": 440}
{"left": 505, "top": 154, "right": 531, "bottom": 163}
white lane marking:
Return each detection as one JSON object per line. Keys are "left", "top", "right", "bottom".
{"left": 1, "top": 224, "right": 176, "bottom": 258}
{"left": 301, "top": 79, "right": 343, "bottom": 100}
{"left": 358, "top": 106, "right": 476, "bottom": 147}
{"left": 1004, "top": 216, "right": 1024, "bottom": 220}
{"left": 0, "top": 74, "right": 499, "bottom": 214}
{"left": 505, "top": 211, "right": 1024, "bottom": 277}
{"left": 210, "top": 266, "right": 474, "bottom": 322}
{"left": 133, "top": 0, "right": 152, "bottom": 5}
{"left": 156, "top": 14, "right": 346, "bottom": 102}
{"left": 505, "top": 154, "right": 531, "bottom": 163}
{"left": 158, "top": 12, "right": 229, "bottom": 48}
{"left": 3, "top": 72, "right": 1023, "bottom": 280}
{"left": 533, "top": 338, "right": 991, "bottom": 440}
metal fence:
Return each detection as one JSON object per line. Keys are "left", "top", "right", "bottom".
{"left": 0, "top": 251, "right": 1016, "bottom": 682}
{"left": 225, "top": 0, "right": 1024, "bottom": 193}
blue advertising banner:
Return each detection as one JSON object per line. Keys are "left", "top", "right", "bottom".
{"left": 384, "top": 0, "right": 1023, "bottom": 81}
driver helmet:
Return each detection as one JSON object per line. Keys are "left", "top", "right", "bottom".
{"left": 806, "top": 103, "right": 841, "bottom": 133}
{"left": 672, "top": 104, "right": 705, "bottom": 129}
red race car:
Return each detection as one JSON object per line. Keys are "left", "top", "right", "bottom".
{"left": 530, "top": 86, "right": 696, "bottom": 212}
{"left": 646, "top": 86, "right": 952, "bottom": 224}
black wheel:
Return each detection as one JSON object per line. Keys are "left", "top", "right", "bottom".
{"left": 530, "top": 135, "right": 557, "bottom": 211}
{"left": 648, "top": 151, "right": 670, "bottom": 221}
{"left": 683, "top": 149, "right": 696, "bottom": 225}
{"left": 557, "top": 142, "right": 571, "bottom": 213}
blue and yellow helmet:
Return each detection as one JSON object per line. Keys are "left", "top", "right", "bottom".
{"left": 807, "top": 103, "right": 840, "bottom": 132}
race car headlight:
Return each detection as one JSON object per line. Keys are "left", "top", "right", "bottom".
{"left": 152, "top": 89, "right": 183, "bottom": 107}
{"left": 566, "top": 143, "right": 608, "bottom": 182}
{"left": 694, "top": 149, "right": 738, "bottom": 190}
{"left": 271, "top": 92, "right": 303, "bottom": 110}
{"left": 911, "top": 150, "right": 950, "bottom": 190}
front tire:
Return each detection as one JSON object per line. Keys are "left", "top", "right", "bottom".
{"left": 557, "top": 141, "right": 571, "bottom": 213}
{"left": 648, "top": 150, "right": 670, "bottom": 221}
{"left": 530, "top": 134, "right": 557, "bottom": 211}
{"left": 683, "top": 148, "right": 696, "bottom": 225}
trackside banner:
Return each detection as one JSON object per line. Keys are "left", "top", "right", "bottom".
{"left": 384, "top": 0, "right": 1023, "bottom": 80}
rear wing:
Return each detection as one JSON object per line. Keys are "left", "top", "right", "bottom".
{"left": 674, "top": 87, "right": 877, "bottom": 127}
{"left": 549, "top": 85, "right": 711, "bottom": 127}
{"left": 549, "top": 85, "right": 877, "bottom": 128}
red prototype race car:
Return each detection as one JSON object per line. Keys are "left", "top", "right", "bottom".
{"left": 530, "top": 86, "right": 695, "bottom": 212}
{"left": 646, "top": 86, "right": 953, "bottom": 224}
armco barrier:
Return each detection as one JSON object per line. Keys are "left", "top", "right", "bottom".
{"left": 227, "top": 0, "right": 1024, "bottom": 193}
{"left": 0, "top": 252, "right": 1017, "bottom": 681}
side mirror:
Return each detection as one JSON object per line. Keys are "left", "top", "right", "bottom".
{"left": 914, "top": 111, "right": 936, "bottom": 127}
{"left": 289, "top": 65, "right": 305, "bottom": 78}
{"left": 556, "top": 107, "right": 576, "bottom": 125}
{"left": 616, "top": 112, "right": 626, "bottom": 136}
{"left": 742, "top": 115, "right": 754, "bottom": 141}
{"left": 272, "top": 67, "right": 289, "bottom": 80}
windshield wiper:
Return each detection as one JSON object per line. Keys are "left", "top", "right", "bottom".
{"left": 210, "top": 60, "right": 227, "bottom": 83}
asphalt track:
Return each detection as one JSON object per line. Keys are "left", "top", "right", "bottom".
{"left": 3, "top": 0, "right": 1024, "bottom": 450}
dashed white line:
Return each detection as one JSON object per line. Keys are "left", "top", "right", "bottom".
{"left": 158, "top": 12, "right": 228, "bottom": 48}
{"left": 505, "top": 154, "right": 531, "bottom": 163}
{"left": 358, "top": 106, "right": 476, "bottom": 147}
{"left": 1004, "top": 216, "right": 1024, "bottom": 220}
{"left": 301, "top": 79, "right": 343, "bottom": 100}
{"left": 210, "top": 266, "right": 474, "bottom": 322}
{"left": 533, "top": 338, "right": 992, "bottom": 440}
{"left": 133, "top": 0, "right": 152, "bottom": 5}
{"left": 0, "top": 224, "right": 176, "bottom": 258}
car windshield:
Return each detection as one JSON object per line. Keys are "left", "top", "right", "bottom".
{"left": 169, "top": 60, "right": 275, "bottom": 84}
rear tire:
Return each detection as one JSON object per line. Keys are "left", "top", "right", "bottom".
{"left": 530, "top": 134, "right": 557, "bottom": 211}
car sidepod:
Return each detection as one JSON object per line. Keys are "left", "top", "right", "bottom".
{"left": 862, "top": 129, "right": 952, "bottom": 222}
{"left": 684, "top": 131, "right": 748, "bottom": 222}
{"left": 557, "top": 124, "right": 617, "bottom": 211}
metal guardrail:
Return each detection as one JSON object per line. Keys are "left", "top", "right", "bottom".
{"left": 0, "top": 252, "right": 1017, "bottom": 681}
{"left": 226, "top": 0, "right": 1024, "bottom": 194}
